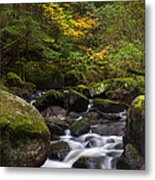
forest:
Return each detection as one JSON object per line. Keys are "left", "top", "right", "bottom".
{"left": 0, "top": 1, "right": 145, "bottom": 169}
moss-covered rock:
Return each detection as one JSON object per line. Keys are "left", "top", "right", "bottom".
{"left": 49, "top": 141, "right": 70, "bottom": 161}
{"left": 25, "top": 61, "right": 64, "bottom": 89}
{"left": 34, "top": 89, "right": 65, "bottom": 111}
{"left": 71, "top": 119, "right": 90, "bottom": 136}
{"left": 117, "top": 144, "right": 145, "bottom": 170}
{"left": 94, "top": 98, "right": 128, "bottom": 113}
{"left": 117, "top": 95, "right": 145, "bottom": 170}
{"left": 127, "top": 95, "right": 145, "bottom": 156}
{"left": 68, "top": 89, "right": 89, "bottom": 112}
{"left": 0, "top": 90, "right": 50, "bottom": 167}
{"left": 7, "top": 72, "right": 23, "bottom": 87}
{"left": 104, "top": 76, "right": 144, "bottom": 104}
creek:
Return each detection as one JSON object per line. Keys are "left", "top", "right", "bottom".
{"left": 30, "top": 90, "right": 126, "bottom": 169}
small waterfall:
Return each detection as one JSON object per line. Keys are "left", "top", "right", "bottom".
{"left": 42, "top": 132, "right": 124, "bottom": 169}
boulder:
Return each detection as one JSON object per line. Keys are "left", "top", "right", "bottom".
{"left": 25, "top": 61, "right": 64, "bottom": 89}
{"left": 41, "top": 106, "right": 67, "bottom": 120}
{"left": 49, "top": 141, "right": 70, "bottom": 161}
{"left": 6, "top": 72, "right": 23, "bottom": 87}
{"left": 45, "top": 118, "right": 70, "bottom": 137}
{"left": 91, "top": 121, "right": 125, "bottom": 136}
{"left": 94, "top": 98, "right": 128, "bottom": 113}
{"left": 34, "top": 89, "right": 64, "bottom": 111}
{"left": 117, "top": 95, "right": 145, "bottom": 170}
{"left": 0, "top": 90, "right": 50, "bottom": 167}
{"left": 126, "top": 95, "right": 145, "bottom": 156}
{"left": 71, "top": 119, "right": 90, "bottom": 136}
{"left": 68, "top": 89, "right": 89, "bottom": 112}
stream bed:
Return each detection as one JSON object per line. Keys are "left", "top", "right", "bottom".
{"left": 42, "top": 130, "right": 123, "bottom": 169}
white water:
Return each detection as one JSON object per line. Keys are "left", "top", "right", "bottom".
{"left": 42, "top": 130, "right": 123, "bottom": 169}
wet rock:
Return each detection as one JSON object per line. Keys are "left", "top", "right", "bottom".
{"left": 106, "top": 139, "right": 115, "bottom": 143}
{"left": 82, "top": 111, "right": 102, "bottom": 123}
{"left": 117, "top": 95, "right": 145, "bottom": 170}
{"left": 92, "top": 122, "right": 125, "bottom": 136}
{"left": 25, "top": 61, "right": 64, "bottom": 89}
{"left": 68, "top": 89, "right": 89, "bottom": 112}
{"left": 94, "top": 98, "right": 128, "bottom": 113}
{"left": 41, "top": 106, "right": 66, "bottom": 120}
{"left": 34, "top": 89, "right": 64, "bottom": 111}
{"left": 85, "top": 138, "right": 102, "bottom": 148}
{"left": 0, "top": 90, "right": 50, "bottom": 167}
{"left": 113, "top": 143, "right": 123, "bottom": 150}
{"left": 45, "top": 118, "right": 70, "bottom": 137}
{"left": 73, "top": 156, "right": 103, "bottom": 169}
{"left": 71, "top": 119, "right": 91, "bottom": 136}
{"left": 49, "top": 141, "right": 70, "bottom": 161}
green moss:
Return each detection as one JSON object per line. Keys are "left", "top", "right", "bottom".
{"left": 71, "top": 119, "right": 90, "bottom": 136}
{"left": 0, "top": 81, "right": 9, "bottom": 92}
{"left": 0, "top": 90, "right": 50, "bottom": 139}
{"left": 94, "top": 98, "right": 128, "bottom": 113}
{"left": 128, "top": 144, "right": 141, "bottom": 160}
{"left": 103, "top": 76, "right": 144, "bottom": 102}
{"left": 35, "top": 89, "right": 64, "bottom": 110}
{"left": 7, "top": 72, "right": 23, "bottom": 87}
{"left": 25, "top": 61, "right": 64, "bottom": 89}
{"left": 89, "top": 82, "right": 105, "bottom": 97}
{"left": 70, "top": 89, "right": 88, "bottom": 100}
{"left": 133, "top": 95, "right": 145, "bottom": 110}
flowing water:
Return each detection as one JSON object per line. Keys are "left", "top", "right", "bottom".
{"left": 30, "top": 90, "right": 126, "bottom": 169}
{"left": 42, "top": 130, "right": 123, "bottom": 169}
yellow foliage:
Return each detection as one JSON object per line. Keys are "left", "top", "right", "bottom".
{"left": 42, "top": 3, "right": 98, "bottom": 39}
{"left": 90, "top": 45, "right": 111, "bottom": 61}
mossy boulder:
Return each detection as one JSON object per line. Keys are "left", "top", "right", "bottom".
{"left": 0, "top": 90, "right": 50, "bottom": 167}
{"left": 25, "top": 61, "right": 64, "bottom": 89}
{"left": 127, "top": 95, "right": 145, "bottom": 156}
{"left": 117, "top": 95, "right": 145, "bottom": 170}
{"left": 34, "top": 89, "right": 65, "bottom": 111}
{"left": 104, "top": 77, "right": 144, "bottom": 104}
{"left": 117, "top": 144, "right": 145, "bottom": 170}
{"left": 49, "top": 141, "right": 70, "bottom": 161}
{"left": 68, "top": 89, "right": 89, "bottom": 112}
{"left": 7, "top": 72, "right": 23, "bottom": 87}
{"left": 94, "top": 98, "right": 128, "bottom": 113}
{"left": 71, "top": 119, "right": 90, "bottom": 136}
